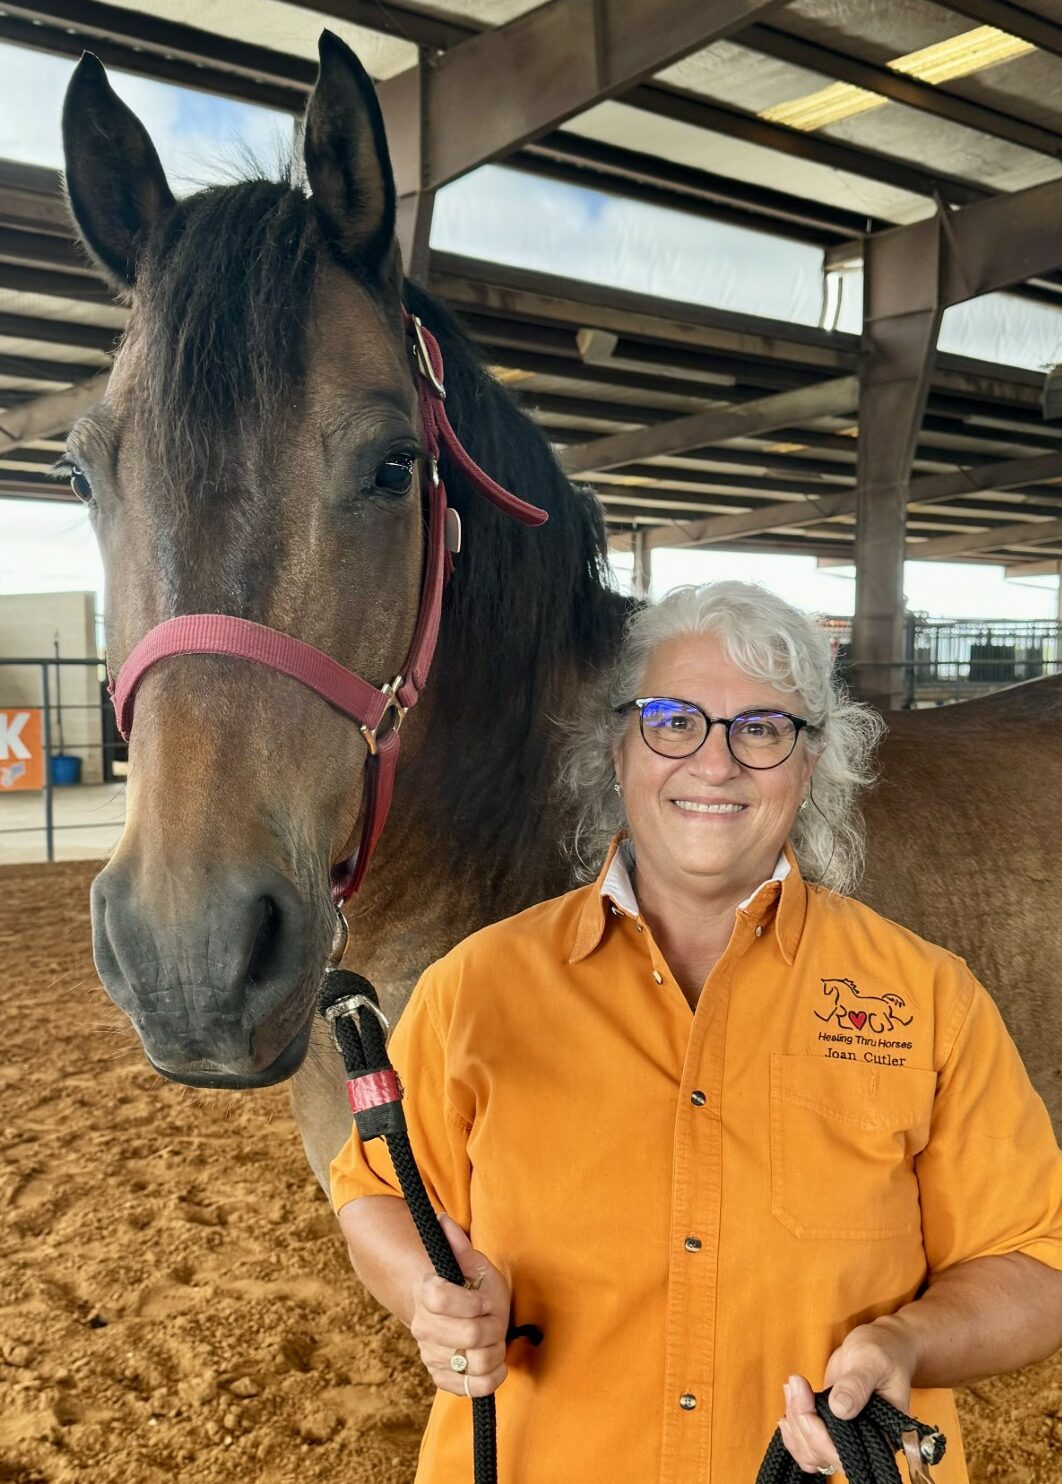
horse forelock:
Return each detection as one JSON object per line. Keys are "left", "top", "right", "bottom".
{"left": 131, "top": 175, "right": 321, "bottom": 507}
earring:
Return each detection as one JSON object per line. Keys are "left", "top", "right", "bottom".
{"left": 613, "top": 781, "right": 622, "bottom": 795}
{"left": 799, "top": 797, "right": 809, "bottom": 812}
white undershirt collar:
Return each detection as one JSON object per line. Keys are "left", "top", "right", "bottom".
{"left": 600, "top": 838, "right": 790, "bottom": 919}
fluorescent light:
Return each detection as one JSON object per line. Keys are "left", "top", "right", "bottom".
{"left": 759, "top": 26, "right": 1034, "bottom": 132}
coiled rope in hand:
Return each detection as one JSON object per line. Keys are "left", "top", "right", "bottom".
{"left": 322, "top": 968, "right": 543, "bottom": 1484}
{"left": 756, "top": 1390, "right": 946, "bottom": 1484}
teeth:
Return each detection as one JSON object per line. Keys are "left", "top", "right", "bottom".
{"left": 673, "top": 801, "right": 744, "bottom": 814}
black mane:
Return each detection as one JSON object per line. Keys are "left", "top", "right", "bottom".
{"left": 135, "top": 175, "right": 319, "bottom": 497}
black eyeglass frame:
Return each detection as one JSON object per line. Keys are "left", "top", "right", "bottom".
{"left": 616, "top": 696, "right": 812, "bottom": 770}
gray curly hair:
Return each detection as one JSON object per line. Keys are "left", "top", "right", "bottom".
{"left": 558, "top": 581, "right": 885, "bottom": 894}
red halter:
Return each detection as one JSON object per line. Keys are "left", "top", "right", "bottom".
{"left": 109, "top": 311, "right": 548, "bottom": 902}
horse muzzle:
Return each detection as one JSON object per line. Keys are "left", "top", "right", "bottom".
{"left": 90, "top": 860, "right": 329, "bottom": 1086}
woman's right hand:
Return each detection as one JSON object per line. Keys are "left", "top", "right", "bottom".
{"left": 409, "top": 1213, "right": 512, "bottom": 1398}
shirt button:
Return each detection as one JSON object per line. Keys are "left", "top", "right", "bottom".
{"left": 754, "top": 924, "right": 763, "bottom": 938}
{"left": 690, "top": 1090, "right": 706, "bottom": 1107}
{"left": 684, "top": 1236, "right": 702, "bottom": 1252}
{"left": 652, "top": 969, "right": 663, "bottom": 984}
{"left": 679, "top": 1393, "right": 697, "bottom": 1411}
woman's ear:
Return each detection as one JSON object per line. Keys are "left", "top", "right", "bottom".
{"left": 63, "top": 52, "right": 175, "bottom": 288}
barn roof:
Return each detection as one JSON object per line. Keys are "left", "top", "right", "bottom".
{"left": 3, "top": 0, "right": 1062, "bottom": 577}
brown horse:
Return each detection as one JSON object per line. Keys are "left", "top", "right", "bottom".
{"left": 61, "top": 35, "right": 1062, "bottom": 1190}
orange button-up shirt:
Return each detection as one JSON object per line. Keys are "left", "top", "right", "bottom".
{"left": 330, "top": 840, "right": 1062, "bottom": 1483}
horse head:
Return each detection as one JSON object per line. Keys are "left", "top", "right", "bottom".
{"left": 62, "top": 35, "right": 434, "bottom": 1088}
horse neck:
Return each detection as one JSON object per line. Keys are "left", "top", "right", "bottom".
{"left": 357, "top": 298, "right": 627, "bottom": 931}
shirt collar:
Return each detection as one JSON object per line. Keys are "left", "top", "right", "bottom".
{"left": 569, "top": 835, "right": 807, "bottom": 966}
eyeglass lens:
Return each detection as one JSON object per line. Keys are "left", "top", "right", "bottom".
{"left": 639, "top": 700, "right": 798, "bottom": 767}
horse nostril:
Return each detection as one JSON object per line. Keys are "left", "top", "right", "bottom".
{"left": 247, "top": 895, "right": 283, "bottom": 986}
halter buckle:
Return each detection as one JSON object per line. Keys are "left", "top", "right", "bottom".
{"left": 411, "top": 315, "right": 446, "bottom": 399}
{"left": 358, "top": 674, "right": 408, "bottom": 757}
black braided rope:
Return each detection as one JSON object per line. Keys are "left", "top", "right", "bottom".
{"left": 755, "top": 1390, "right": 946, "bottom": 1484}
{"left": 322, "top": 970, "right": 498, "bottom": 1484}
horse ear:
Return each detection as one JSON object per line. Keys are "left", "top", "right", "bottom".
{"left": 304, "top": 31, "right": 397, "bottom": 275}
{"left": 62, "top": 52, "right": 176, "bottom": 288}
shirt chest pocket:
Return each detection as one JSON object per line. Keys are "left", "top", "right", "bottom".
{"left": 769, "top": 1054, "right": 937, "bottom": 1240}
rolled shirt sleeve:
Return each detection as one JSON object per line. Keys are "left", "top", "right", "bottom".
{"left": 917, "top": 963, "right": 1062, "bottom": 1274}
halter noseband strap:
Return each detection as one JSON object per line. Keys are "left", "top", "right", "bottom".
{"left": 109, "top": 310, "right": 548, "bottom": 903}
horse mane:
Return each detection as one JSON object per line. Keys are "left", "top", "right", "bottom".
{"left": 401, "top": 280, "right": 624, "bottom": 686}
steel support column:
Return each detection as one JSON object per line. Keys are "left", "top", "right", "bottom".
{"left": 852, "top": 216, "right": 943, "bottom": 710}
{"left": 632, "top": 527, "right": 652, "bottom": 600}
{"left": 386, "top": 59, "right": 435, "bottom": 282}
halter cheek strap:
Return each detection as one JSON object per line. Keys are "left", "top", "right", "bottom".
{"left": 109, "top": 310, "right": 548, "bottom": 903}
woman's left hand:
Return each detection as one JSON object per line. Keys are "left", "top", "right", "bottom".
{"left": 779, "top": 1317, "right": 917, "bottom": 1475}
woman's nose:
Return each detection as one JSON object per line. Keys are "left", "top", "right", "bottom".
{"left": 689, "top": 722, "right": 742, "bottom": 777}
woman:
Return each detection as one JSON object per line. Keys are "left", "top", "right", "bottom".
{"left": 331, "top": 581, "right": 1062, "bottom": 1482}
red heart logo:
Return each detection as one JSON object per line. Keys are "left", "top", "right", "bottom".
{"left": 847, "top": 1011, "right": 867, "bottom": 1030}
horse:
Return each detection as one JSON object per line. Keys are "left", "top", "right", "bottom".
{"left": 60, "top": 34, "right": 1062, "bottom": 1193}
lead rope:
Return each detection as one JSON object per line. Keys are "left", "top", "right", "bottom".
{"left": 321, "top": 968, "right": 542, "bottom": 1484}
{"left": 756, "top": 1390, "right": 946, "bottom": 1484}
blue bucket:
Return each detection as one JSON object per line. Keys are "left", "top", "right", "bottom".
{"left": 51, "top": 754, "right": 82, "bottom": 787}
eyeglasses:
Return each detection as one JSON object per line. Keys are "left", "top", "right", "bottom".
{"left": 616, "top": 697, "right": 811, "bottom": 769}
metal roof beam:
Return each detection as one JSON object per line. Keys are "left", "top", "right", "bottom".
{"left": 559, "top": 376, "right": 860, "bottom": 476}
{"left": 627, "top": 83, "right": 990, "bottom": 208}
{"left": 643, "top": 447, "right": 1062, "bottom": 551}
{"left": 0, "top": 372, "right": 109, "bottom": 455}
{"left": 0, "top": 312, "right": 118, "bottom": 353}
{"left": 0, "top": 1, "right": 309, "bottom": 111}
{"left": 909, "top": 512, "right": 1062, "bottom": 559}
{"left": 742, "top": 22, "right": 1062, "bottom": 158}
{"left": 936, "top": 1, "right": 1062, "bottom": 62}
{"left": 379, "top": 0, "right": 792, "bottom": 196}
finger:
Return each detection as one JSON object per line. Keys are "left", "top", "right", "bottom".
{"left": 793, "top": 1411, "right": 841, "bottom": 1472}
{"left": 786, "top": 1372, "right": 818, "bottom": 1419}
{"left": 438, "top": 1213, "right": 484, "bottom": 1280}
{"left": 430, "top": 1362, "right": 508, "bottom": 1399}
{"left": 420, "top": 1341, "right": 507, "bottom": 1377}
{"left": 777, "top": 1415, "right": 814, "bottom": 1472}
{"left": 411, "top": 1312, "right": 504, "bottom": 1352}
{"left": 778, "top": 1413, "right": 839, "bottom": 1475}
{"left": 419, "top": 1274, "right": 488, "bottom": 1318}
{"left": 828, "top": 1372, "right": 872, "bottom": 1421}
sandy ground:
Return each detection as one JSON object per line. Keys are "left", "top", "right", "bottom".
{"left": 1, "top": 859, "right": 1061, "bottom": 1483}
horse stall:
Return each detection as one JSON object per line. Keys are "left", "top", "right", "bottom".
{"left": 5, "top": 1, "right": 1062, "bottom": 1482}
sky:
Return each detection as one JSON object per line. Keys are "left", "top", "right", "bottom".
{"left": 2, "top": 42, "right": 1060, "bottom": 626}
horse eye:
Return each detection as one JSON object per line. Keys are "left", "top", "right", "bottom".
{"left": 375, "top": 454, "right": 415, "bottom": 496}
{"left": 69, "top": 466, "right": 93, "bottom": 503}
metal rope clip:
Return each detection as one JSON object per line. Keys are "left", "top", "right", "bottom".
{"left": 901, "top": 1429, "right": 939, "bottom": 1484}
{"left": 322, "top": 992, "right": 391, "bottom": 1055}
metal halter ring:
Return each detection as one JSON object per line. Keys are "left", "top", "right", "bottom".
{"left": 322, "top": 992, "right": 391, "bottom": 1054}
{"left": 358, "top": 675, "right": 409, "bottom": 758}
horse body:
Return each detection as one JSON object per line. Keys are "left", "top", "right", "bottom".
{"left": 59, "top": 36, "right": 1062, "bottom": 1193}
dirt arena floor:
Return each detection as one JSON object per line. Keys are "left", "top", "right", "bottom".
{"left": 2, "top": 860, "right": 1060, "bottom": 1483}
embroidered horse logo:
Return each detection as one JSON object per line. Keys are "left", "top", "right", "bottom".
{"left": 814, "top": 978, "right": 913, "bottom": 1034}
